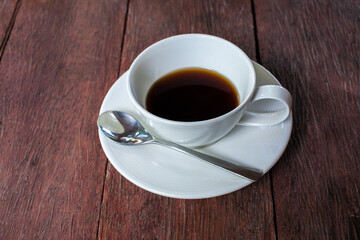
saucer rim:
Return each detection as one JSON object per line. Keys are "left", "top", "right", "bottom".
{"left": 98, "top": 61, "right": 293, "bottom": 199}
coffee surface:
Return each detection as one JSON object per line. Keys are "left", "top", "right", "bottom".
{"left": 146, "top": 68, "right": 239, "bottom": 121}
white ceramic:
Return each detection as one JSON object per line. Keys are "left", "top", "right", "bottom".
{"left": 98, "top": 61, "right": 293, "bottom": 199}
{"left": 127, "top": 34, "right": 292, "bottom": 147}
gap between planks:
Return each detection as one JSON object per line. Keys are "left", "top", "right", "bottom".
{"left": 251, "top": 0, "right": 279, "bottom": 239}
{"left": 0, "top": 0, "right": 22, "bottom": 62}
{"left": 95, "top": 0, "right": 131, "bottom": 239}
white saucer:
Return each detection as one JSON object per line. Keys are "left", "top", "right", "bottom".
{"left": 98, "top": 61, "right": 293, "bottom": 199}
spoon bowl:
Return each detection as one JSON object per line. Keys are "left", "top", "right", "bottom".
{"left": 97, "top": 111, "right": 153, "bottom": 144}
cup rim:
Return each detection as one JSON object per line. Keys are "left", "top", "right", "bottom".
{"left": 127, "top": 33, "right": 256, "bottom": 126}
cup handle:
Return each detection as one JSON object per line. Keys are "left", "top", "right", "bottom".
{"left": 237, "top": 85, "right": 292, "bottom": 126}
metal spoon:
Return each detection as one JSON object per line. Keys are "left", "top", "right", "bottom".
{"left": 97, "top": 111, "right": 263, "bottom": 182}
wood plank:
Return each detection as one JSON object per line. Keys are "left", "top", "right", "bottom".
{"left": 0, "top": 0, "right": 127, "bottom": 239}
{"left": 254, "top": 0, "right": 359, "bottom": 239}
{"left": 98, "top": 0, "right": 276, "bottom": 239}
{"left": 0, "top": 0, "right": 19, "bottom": 52}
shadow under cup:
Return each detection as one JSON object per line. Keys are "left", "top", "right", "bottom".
{"left": 127, "top": 34, "right": 256, "bottom": 147}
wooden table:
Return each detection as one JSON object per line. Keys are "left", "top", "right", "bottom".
{"left": 1, "top": 0, "right": 358, "bottom": 239}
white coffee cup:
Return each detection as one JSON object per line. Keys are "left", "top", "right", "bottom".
{"left": 127, "top": 34, "right": 292, "bottom": 147}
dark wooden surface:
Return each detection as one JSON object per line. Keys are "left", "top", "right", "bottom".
{"left": 0, "top": 0, "right": 358, "bottom": 239}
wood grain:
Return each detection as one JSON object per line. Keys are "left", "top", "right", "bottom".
{"left": 0, "top": 0, "right": 127, "bottom": 239}
{"left": 98, "top": 0, "right": 276, "bottom": 239}
{"left": 0, "top": 0, "right": 19, "bottom": 55}
{"left": 1, "top": 0, "right": 358, "bottom": 238}
{"left": 254, "top": 0, "right": 360, "bottom": 239}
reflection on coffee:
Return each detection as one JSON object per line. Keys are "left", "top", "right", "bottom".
{"left": 146, "top": 68, "right": 239, "bottom": 122}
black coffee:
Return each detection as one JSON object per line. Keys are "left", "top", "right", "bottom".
{"left": 146, "top": 68, "right": 239, "bottom": 121}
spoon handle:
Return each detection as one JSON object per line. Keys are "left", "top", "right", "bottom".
{"left": 154, "top": 140, "right": 263, "bottom": 182}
